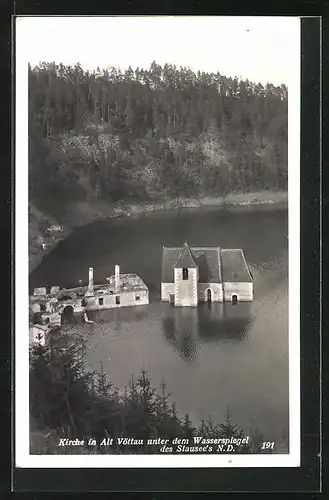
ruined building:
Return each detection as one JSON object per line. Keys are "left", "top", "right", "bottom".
{"left": 30, "top": 265, "right": 149, "bottom": 325}
{"left": 83, "top": 265, "right": 149, "bottom": 310}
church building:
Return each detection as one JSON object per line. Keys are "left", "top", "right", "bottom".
{"left": 161, "top": 242, "right": 253, "bottom": 307}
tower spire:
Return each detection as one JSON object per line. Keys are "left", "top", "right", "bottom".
{"left": 174, "top": 242, "right": 198, "bottom": 269}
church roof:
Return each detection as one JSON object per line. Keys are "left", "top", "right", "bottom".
{"left": 220, "top": 249, "right": 253, "bottom": 283}
{"left": 162, "top": 244, "right": 222, "bottom": 283}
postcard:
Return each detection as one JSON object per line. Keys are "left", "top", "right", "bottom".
{"left": 15, "top": 15, "right": 301, "bottom": 468}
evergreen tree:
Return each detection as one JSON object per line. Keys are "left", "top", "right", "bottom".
{"left": 155, "top": 379, "right": 170, "bottom": 420}
{"left": 28, "top": 61, "right": 287, "bottom": 210}
{"left": 181, "top": 413, "right": 195, "bottom": 439}
{"left": 203, "top": 415, "right": 219, "bottom": 438}
{"left": 218, "top": 410, "right": 252, "bottom": 453}
{"left": 29, "top": 338, "right": 281, "bottom": 455}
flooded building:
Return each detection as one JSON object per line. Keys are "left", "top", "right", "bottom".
{"left": 29, "top": 265, "right": 149, "bottom": 324}
{"left": 83, "top": 265, "right": 149, "bottom": 311}
{"left": 161, "top": 242, "right": 253, "bottom": 307}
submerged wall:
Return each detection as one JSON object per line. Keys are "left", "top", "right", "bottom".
{"left": 162, "top": 281, "right": 253, "bottom": 304}
{"left": 174, "top": 268, "right": 198, "bottom": 307}
{"left": 223, "top": 282, "right": 253, "bottom": 302}
{"left": 197, "top": 283, "right": 223, "bottom": 302}
{"left": 161, "top": 283, "right": 175, "bottom": 302}
{"left": 86, "top": 289, "right": 149, "bottom": 310}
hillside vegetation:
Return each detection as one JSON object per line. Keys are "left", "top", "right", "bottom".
{"left": 30, "top": 336, "right": 286, "bottom": 454}
{"left": 29, "top": 62, "right": 288, "bottom": 211}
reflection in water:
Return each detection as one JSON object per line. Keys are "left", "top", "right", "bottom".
{"left": 161, "top": 302, "right": 253, "bottom": 363}
{"left": 30, "top": 208, "right": 288, "bottom": 442}
{"left": 198, "top": 302, "right": 252, "bottom": 344}
{"left": 62, "top": 305, "right": 150, "bottom": 331}
{"left": 162, "top": 307, "right": 199, "bottom": 363}
{"left": 92, "top": 305, "right": 149, "bottom": 325}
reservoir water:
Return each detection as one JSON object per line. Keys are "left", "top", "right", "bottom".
{"left": 30, "top": 206, "right": 289, "bottom": 447}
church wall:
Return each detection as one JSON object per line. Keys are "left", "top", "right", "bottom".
{"left": 161, "top": 281, "right": 253, "bottom": 304}
{"left": 161, "top": 282, "right": 175, "bottom": 301}
{"left": 174, "top": 268, "right": 198, "bottom": 307}
{"left": 198, "top": 283, "right": 224, "bottom": 302}
{"left": 223, "top": 282, "right": 253, "bottom": 302}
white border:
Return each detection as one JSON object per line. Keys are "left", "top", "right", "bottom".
{"left": 15, "top": 16, "right": 301, "bottom": 468}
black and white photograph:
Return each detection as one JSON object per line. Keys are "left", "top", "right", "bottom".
{"left": 15, "top": 15, "right": 301, "bottom": 468}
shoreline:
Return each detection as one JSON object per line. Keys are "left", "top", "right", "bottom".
{"left": 29, "top": 191, "right": 288, "bottom": 273}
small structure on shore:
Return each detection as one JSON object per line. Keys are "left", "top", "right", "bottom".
{"left": 29, "top": 265, "right": 149, "bottom": 325}
{"left": 46, "top": 224, "right": 63, "bottom": 233}
{"left": 29, "top": 324, "right": 49, "bottom": 347}
{"left": 161, "top": 242, "right": 253, "bottom": 307}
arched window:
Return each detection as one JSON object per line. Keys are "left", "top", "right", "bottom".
{"left": 182, "top": 268, "right": 188, "bottom": 280}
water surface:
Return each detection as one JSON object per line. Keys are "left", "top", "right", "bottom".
{"left": 30, "top": 207, "right": 289, "bottom": 446}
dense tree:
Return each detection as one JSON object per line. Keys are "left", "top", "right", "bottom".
{"left": 30, "top": 336, "right": 267, "bottom": 454}
{"left": 28, "top": 62, "right": 288, "bottom": 209}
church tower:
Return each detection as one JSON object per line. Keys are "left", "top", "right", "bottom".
{"left": 173, "top": 242, "right": 198, "bottom": 307}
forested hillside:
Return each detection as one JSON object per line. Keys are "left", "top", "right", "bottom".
{"left": 28, "top": 62, "right": 288, "bottom": 209}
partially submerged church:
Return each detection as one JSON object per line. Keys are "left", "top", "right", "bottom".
{"left": 161, "top": 242, "right": 253, "bottom": 307}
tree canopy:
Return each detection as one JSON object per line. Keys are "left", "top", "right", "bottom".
{"left": 30, "top": 336, "right": 272, "bottom": 454}
{"left": 28, "top": 62, "right": 288, "bottom": 208}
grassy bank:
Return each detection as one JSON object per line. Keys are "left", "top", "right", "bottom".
{"left": 29, "top": 191, "right": 288, "bottom": 273}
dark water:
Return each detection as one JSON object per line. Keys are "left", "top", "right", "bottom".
{"left": 30, "top": 207, "right": 289, "bottom": 445}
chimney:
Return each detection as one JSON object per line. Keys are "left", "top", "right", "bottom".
{"left": 115, "top": 265, "right": 120, "bottom": 291}
{"left": 86, "top": 267, "right": 94, "bottom": 296}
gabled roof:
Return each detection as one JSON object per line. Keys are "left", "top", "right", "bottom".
{"left": 221, "top": 249, "right": 253, "bottom": 283}
{"left": 173, "top": 242, "right": 198, "bottom": 269}
{"left": 162, "top": 244, "right": 221, "bottom": 283}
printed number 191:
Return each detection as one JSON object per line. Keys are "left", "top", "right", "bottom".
{"left": 261, "top": 441, "right": 275, "bottom": 450}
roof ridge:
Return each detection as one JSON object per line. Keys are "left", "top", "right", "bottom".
{"left": 163, "top": 246, "right": 221, "bottom": 250}
{"left": 221, "top": 248, "right": 243, "bottom": 252}
{"left": 173, "top": 241, "right": 198, "bottom": 269}
{"left": 191, "top": 246, "right": 220, "bottom": 250}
